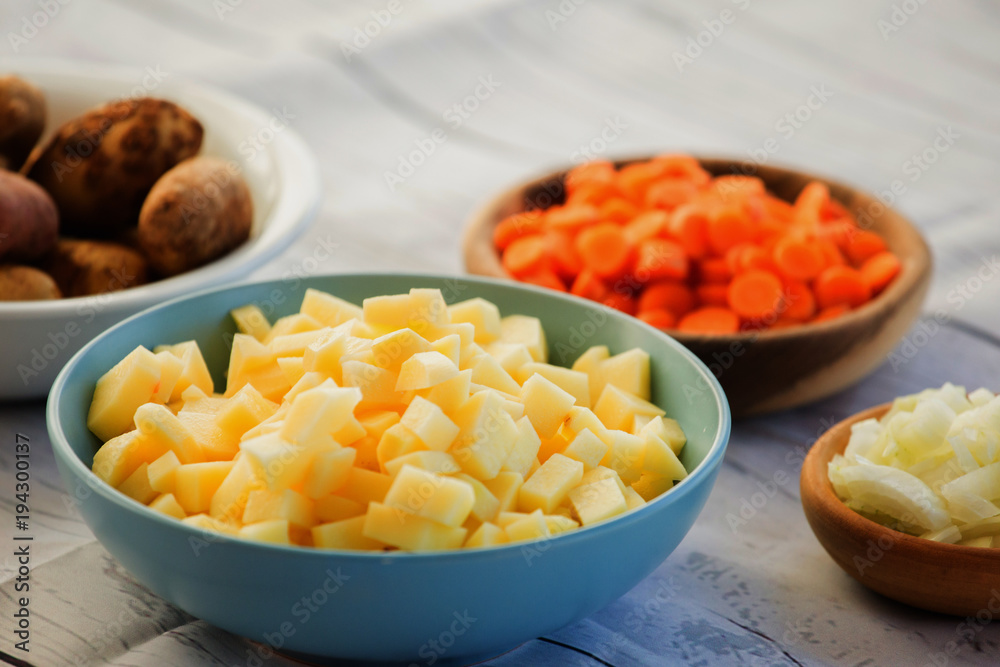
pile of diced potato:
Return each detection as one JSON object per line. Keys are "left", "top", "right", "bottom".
{"left": 87, "top": 288, "right": 688, "bottom": 551}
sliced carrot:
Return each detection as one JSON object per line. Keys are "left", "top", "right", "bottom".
{"left": 599, "top": 197, "right": 640, "bottom": 224}
{"left": 814, "top": 239, "right": 846, "bottom": 269}
{"left": 778, "top": 280, "right": 816, "bottom": 321}
{"left": 812, "top": 304, "right": 851, "bottom": 323}
{"left": 565, "top": 160, "right": 615, "bottom": 190}
{"left": 494, "top": 212, "right": 544, "bottom": 250}
{"left": 520, "top": 267, "right": 566, "bottom": 292}
{"left": 635, "top": 239, "right": 688, "bottom": 281}
{"left": 570, "top": 270, "right": 611, "bottom": 302}
{"left": 669, "top": 204, "right": 711, "bottom": 258}
{"left": 844, "top": 229, "right": 887, "bottom": 265}
{"left": 769, "top": 317, "right": 804, "bottom": 331}
{"left": 678, "top": 307, "right": 740, "bottom": 334}
{"left": 502, "top": 234, "right": 547, "bottom": 277}
{"left": 602, "top": 293, "right": 637, "bottom": 315}
{"left": 637, "top": 308, "right": 677, "bottom": 330}
{"left": 773, "top": 236, "right": 824, "bottom": 281}
{"left": 724, "top": 243, "right": 757, "bottom": 275}
{"left": 821, "top": 197, "right": 850, "bottom": 223}
{"left": 623, "top": 210, "right": 668, "bottom": 246}
{"left": 813, "top": 265, "right": 871, "bottom": 309}
{"left": 698, "top": 258, "right": 731, "bottom": 284}
{"left": 545, "top": 229, "right": 583, "bottom": 279}
{"left": 708, "top": 205, "right": 755, "bottom": 255}
{"left": 727, "top": 270, "right": 784, "bottom": 319}
{"left": 617, "top": 162, "right": 665, "bottom": 203}
{"left": 710, "top": 175, "right": 765, "bottom": 203}
{"left": 696, "top": 284, "right": 730, "bottom": 308}
{"left": 860, "top": 251, "right": 901, "bottom": 293}
{"left": 763, "top": 195, "right": 795, "bottom": 224}
{"left": 546, "top": 204, "right": 600, "bottom": 231}
{"left": 638, "top": 282, "right": 695, "bottom": 317}
{"left": 645, "top": 179, "right": 698, "bottom": 210}
{"left": 566, "top": 181, "right": 618, "bottom": 207}
{"left": 649, "top": 154, "right": 710, "bottom": 185}
{"left": 793, "top": 182, "right": 829, "bottom": 228}
{"left": 575, "top": 223, "right": 633, "bottom": 280}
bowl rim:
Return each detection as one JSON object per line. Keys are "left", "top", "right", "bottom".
{"left": 47, "top": 271, "right": 732, "bottom": 561}
{"left": 801, "top": 401, "right": 1000, "bottom": 559}
{"left": 0, "top": 56, "right": 322, "bottom": 315}
{"left": 463, "top": 153, "right": 933, "bottom": 344}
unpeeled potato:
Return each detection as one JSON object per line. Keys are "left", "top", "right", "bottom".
{"left": 0, "top": 75, "right": 46, "bottom": 171}
{"left": 23, "top": 97, "right": 203, "bottom": 237}
{"left": 0, "top": 265, "right": 61, "bottom": 301}
{"left": 138, "top": 157, "right": 253, "bottom": 277}
{"left": 0, "top": 170, "right": 58, "bottom": 262}
{"left": 41, "top": 239, "right": 148, "bottom": 297}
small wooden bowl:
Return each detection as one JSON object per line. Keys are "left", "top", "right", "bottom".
{"left": 801, "top": 404, "right": 1000, "bottom": 616}
{"left": 464, "top": 157, "right": 932, "bottom": 417}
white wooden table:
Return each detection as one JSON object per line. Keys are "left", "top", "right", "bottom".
{"left": 2, "top": 1, "right": 1000, "bottom": 665}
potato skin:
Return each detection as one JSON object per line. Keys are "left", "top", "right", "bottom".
{"left": 138, "top": 157, "right": 253, "bottom": 277}
{"left": 24, "top": 97, "right": 203, "bottom": 237}
{"left": 0, "top": 265, "right": 61, "bottom": 301}
{"left": 0, "top": 170, "right": 59, "bottom": 262}
{"left": 41, "top": 239, "right": 148, "bottom": 297}
{"left": 0, "top": 75, "right": 46, "bottom": 172}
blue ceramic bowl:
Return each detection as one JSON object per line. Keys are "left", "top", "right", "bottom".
{"left": 47, "top": 273, "right": 731, "bottom": 663}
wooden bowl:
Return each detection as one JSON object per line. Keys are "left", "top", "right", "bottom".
{"left": 801, "top": 404, "right": 1000, "bottom": 616}
{"left": 464, "top": 157, "right": 932, "bottom": 417}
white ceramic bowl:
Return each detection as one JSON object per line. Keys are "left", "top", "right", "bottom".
{"left": 0, "top": 58, "right": 321, "bottom": 399}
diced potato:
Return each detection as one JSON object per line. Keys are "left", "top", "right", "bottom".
{"left": 240, "top": 432, "right": 315, "bottom": 490}
{"left": 545, "top": 514, "right": 580, "bottom": 534}
{"left": 562, "top": 428, "right": 610, "bottom": 470}
{"left": 407, "top": 288, "right": 450, "bottom": 327}
{"left": 156, "top": 340, "right": 215, "bottom": 401}
{"left": 303, "top": 448, "right": 357, "bottom": 499}
{"left": 313, "top": 515, "right": 385, "bottom": 550}
{"left": 230, "top": 304, "right": 271, "bottom": 341}
{"left": 484, "top": 342, "right": 533, "bottom": 376}
{"left": 566, "top": 406, "right": 615, "bottom": 446}
{"left": 92, "top": 429, "right": 168, "bottom": 487}
{"left": 384, "top": 465, "right": 475, "bottom": 526}
{"left": 384, "top": 451, "right": 461, "bottom": 477}
{"left": 342, "top": 360, "right": 410, "bottom": 410}
{"left": 504, "top": 509, "right": 551, "bottom": 543}
{"left": 470, "top": 354, "right": 521, "bottom": 395}
{"left": 448, "top": 298, "right": 502, "bottom": 344}
{"left": 178, "top": 410, "right": 239, "bottom": 462}
{"left": 243, "top": 488, "right": 316, "bottom": 528}
{"left": 515, "top": 363, "right": 590, "bottom": 408}
{"left": 641, "top": 416, "right": 687, "bottom": 455}
{"left": 174, "top": 461, "right": 235, "bottom": 514}
{"left": 483, "top": 471, "right": 523, "bottom": 512}
{"left": 464, "top": 521, "right": 509, "bottom": 548}
{"left": 147, "top": 450, "right": 182, "bottom": 494}
{"left": 280, "top": 385, "right": 361, "bottom": 448}
{"left": 641, "top": 430, "right": 688, "bottom": 481}
{"left": 269, "top": 330, "right": 330, "bottom": 359}
{"left": 431, "top": 334, "right": 462, "bottom": 367}
{"left": 600, "top": 348, "right": 651, "bottom": 400}
{"left": 314, "top": 495, "right": 366, "bottom": 524}
{"left": 500, "top": 315, "right": 547, "bottom": 362}
{"left": 371, "top": 328, "right": 432, "bottom": 374}
{"left": 149, "top": 493, "right": 187, "bottom": 519}
{"left": 276, "top": 357, "right": 306, "bottom": 385}
{"left": 580, "top": 466, "right": 628, "bottom": 496}
{"left": 601, "top": 431, "right": 646, "bottom": 484}
{"left": 377, "top": 423, "right": 427, "bottom": 469}
{"left": 593, "top": 384, "right": 665, "bottom": 432}
{"left": 151, "top": 351, "right": 184, "bottom": 405}
{"left": 569, "top": 477, "right": 628, "bottom": 526}
{"left": 538, "top": 428, "right": 572, "bottom": 464}
{"left": 396, "top": 351, "right": 460, "bottom": 391}
{"left": 216, "top": 384, "right": 277, "bottom": 442}
{"left": 265, "top": 314, "right": 322, "bottom": 342}
{"left": 519, "top": 453, "right": 584, "bottom": 514}
{"left": 415, "top": 369, "right": 471, "bottom": 415}
{"left": 363, "top": 502, "right": 467, "bottom": 551}
{"left": 353, "top": 410, "right": 400, "bottom": 470}
{"left": 88, "top": 346, "right": 162, "bottom": 441}
{"left": 183, "top": 513, "right": 239, "bottom": 535}
{"left": 399, "top": 396, "right": 460, "bottom": 451}
{"left": 451, "top": 390, "right": 519, "bottom": 480}
{"left": 455, "top": 473, "right": 501, "bottom": 522}
{"left": 363, "top": 293, "right": 415, "bottom": 329}
{"left": 238, "top": 519, "right": 291, "bottom": 545}
{"left": 118, "top": 463, "right": 158, "bottom": 504}
{"left": 459, "top": 342, "right": 487, "bottom": 371}
{"left": 520, "top": 374, "right": 576, "bottom": 440}
{"left": 300, "top": 288, "right": 363, "bottom": 328}
{"left": 336, "top": 467, "right": 392, "bottom": 505}
{"left": 210, "top": 454, "right": 267, "bottom": 522}
{"left": 632, "top": 472, "right": 673, "bottom": 501}
{"left": 135, "top": 403, "right": 204, "bottom": 464}
{"left": 502, "top": 416, "right": 542, "bottom": 477}
{"left": 623, "top": 486, "right": 647, "bottom": 510}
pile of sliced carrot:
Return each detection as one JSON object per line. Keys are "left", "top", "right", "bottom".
{"left": 494, "top": 155, "right": 901, "bottom": 335}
